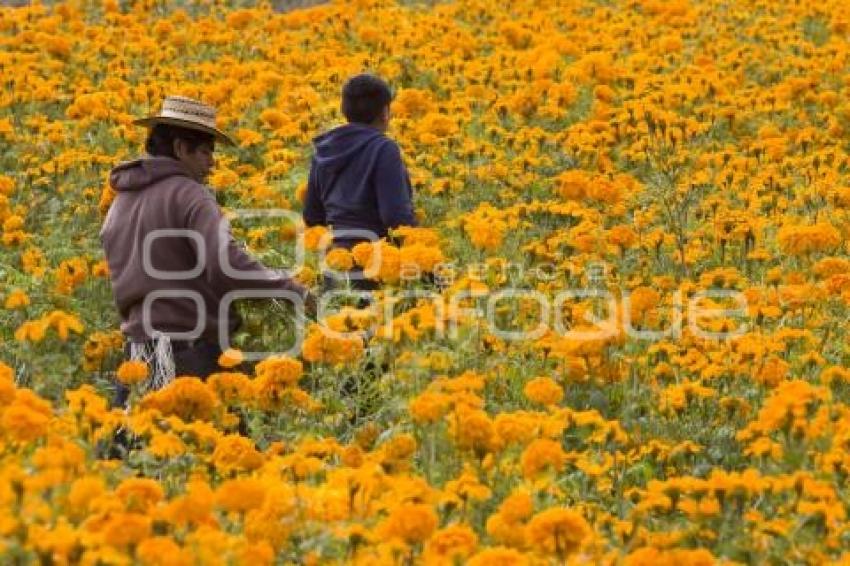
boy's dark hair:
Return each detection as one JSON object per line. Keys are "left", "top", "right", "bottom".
{"left": 341, "top": 74, "right": 393, "bottom": 124}
{"left": 145, "top": 123, "right": 215, "bottom": 158}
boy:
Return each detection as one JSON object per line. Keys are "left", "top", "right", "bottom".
{"left": 303, "top": 73, "right": 416, "bottom": 255}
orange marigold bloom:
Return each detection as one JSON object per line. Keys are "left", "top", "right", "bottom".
{"left": 525, "top": 507, "right": 589, "bottom": 558}
{"left": 520, "top": 438, "right": 566, "bottom": 478}
{"left": 102, "top": 512, "right": 152, "bottom": 548}
{"left": 425, "top": 523, "right": 479, "bottom": 562}
{"left": 215, "top": 478, "right": 267, "bottom": 514}
{"left": 2, "top": 403, "right": 49, "bottom": 443}
{"left": 140, "top": 377, "right": 217, "bottom": 422}
{"left": 498, "top": 491, "right": 535, "bottom": 524}
{"left": 4, "top": 288, "right": 30, "bottom": 310}
{"left": 148, "top": 428, "right": 186, "bottom": 457}
{"left": 116, "top": 360, "right": 148, "bottom": 386}
{"left": 211, "top": 434, "right": 263, "bottom": 473}
{"left": 255, "top": 355, "right": 303, "bottom": 385}
{"left": 136, "top": 537, "right": 192, "bottom": 566}
{"left": 207, "top": 372, "right": 252, "bottom": 405}
{"left": 523, "top": 377, "right": 563, "bottom": 406}
{"left": 467, "top": 546, "right": 530, "bottom": 566}
{"left": 409, "top": 391, "right": 451, "bottom": 424}
{"left": 217, "top": 348, "right": 243, "bottom": 369}
{"left": 116, "top": 477, "right": 164, "bottom": 512}
{"left": 0, "top": 374, "right": 15, "bottom": 406}
{"left": 67, "top": 476, "right": 106, "bottom": 519}
{"left": 380, "top": 503, "right": 438, "bottom": 545}
{"left": 777, "top": 222, "right": 841, "bottom": 256}
{"left": 325, "top": 248, "right": 354, "bottom": 272}
{"left": 303, "top": 225, "right": 330, "bottom": 251}
{"left": 301, "top": 324, "right": 365, "bottom": 365}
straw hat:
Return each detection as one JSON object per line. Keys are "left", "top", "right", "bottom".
{"left": 133, "top": 95, "right": 235, "bottom": 146}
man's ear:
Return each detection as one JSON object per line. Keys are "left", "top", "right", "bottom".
{"left": 172, "top": 138, "right": 186, "bottom": 159}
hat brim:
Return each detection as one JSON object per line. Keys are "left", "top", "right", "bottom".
{"left": 133, "top": 116, "right": 235, "bottom": 146}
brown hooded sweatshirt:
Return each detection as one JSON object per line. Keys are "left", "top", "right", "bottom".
{"left": 100, "top": 156, "right": 306, "bottom": 343}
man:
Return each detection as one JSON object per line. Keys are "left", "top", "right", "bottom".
{"left": 302, "top": 73, "right": 417, "bottom": 263}
{"left": 101, "top": 95, "right": 313, "bottom": 403}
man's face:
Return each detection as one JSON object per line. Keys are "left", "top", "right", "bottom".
{"left": 174, "top": 139, "right": 215, "bottom": 183}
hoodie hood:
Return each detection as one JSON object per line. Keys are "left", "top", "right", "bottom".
{"left": 312, "top": 123, "right": 385, "bottom": 173}
{"left": 109, "top": 156, "right": 192, "bottom": 192}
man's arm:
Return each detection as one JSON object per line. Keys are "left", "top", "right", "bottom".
{"left": 183, "top": 183, "right": 309, "bottom": 299}
{"left": 374, "top": 141, "right": 417, "bottom": 230}
{"left": 302, "top": 158, "right": 326, "bottom": 227}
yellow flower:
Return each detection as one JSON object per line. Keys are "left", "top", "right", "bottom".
{"left": 409, "top": 391, "right": 451, "bottom": 424}
{"left": 116, "top": 360, "right": 148, "bottom": 386}
{"left": 14, "top": 319, "right": 48, "bottom": 343}
{"left": 379, "top": 503, "right": 438, "bottom": 545}
{"left": 525, "top": 507, "right": 589, "bottom": 558}
{"left": 140, "top": 377, "right": 217, "bottom": 422}
{"left": 523, "top": 377, "right": 563, "bottom": 406}
{"left": 3, "top": 289, "right": 30, "bottom": 310}
{"left": 116, "top": 477, "right": 164, "bottom": 512}
{"left": 211, "top": 434, "right": 263, "bottom": 474}
{"left": 467, "top": 546, "right": 530, "bottom": 566}
{"left": 2, "top": 403, "right": 49, "bottom": 443}
{"left": 207, "top": 372, "right": 252, "bottom": 405}
{"left": 498, "top": 491, "right": 534, "bottom": 524}
{"left": 520, "top": 438, "right": 565, "bottom": 479}
{"left": 303, "top": 225, "right": 330, "bottom": 251}
{"left": 301, "top": 324, "right": 364, "bottom": 365}
{"left": 149, "top": 432, "right": 186, "bottom": 459}
{"left": 256, "top": 355, "right": 303, "bottom": 384}
{"left": 325, "top": 247, "right": 354, "bottom": 272}
{"left": 217, "top": 348, "right": 243, "bottom": 369}
{"left": 215, "top": 478, "right": 267, "bottom": 514}
{"left": 424, "top": 523, "right": 478, "bottom": 562}
{"left": 101, "top": 512, "right": 152, "bottom": 548}
{"left": 67, "top": 476, "right": 106, "bottom": 519}
{"left": 136, "top": 537, "right": 192, "bottom": 566}
{"left": 0, "top": 364, "right": 15, "bottom": 405}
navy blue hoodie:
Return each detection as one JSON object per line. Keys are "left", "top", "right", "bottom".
{"left": 303, "top": 123, "right": 416, "bottom": 246}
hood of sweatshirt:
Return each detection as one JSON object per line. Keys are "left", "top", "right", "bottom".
{"left": 109, "top": 156, "right": 192, "bottom": 192}
{"left": 312, "top": 123, "right": 386, "bottom": 173}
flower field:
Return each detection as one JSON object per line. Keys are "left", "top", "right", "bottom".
{"left": 3, "top": 0, "right": 850, "bottom": 563}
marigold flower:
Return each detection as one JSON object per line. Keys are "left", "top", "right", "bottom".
{"left": 379, "top": 503, "right": 438, "bottom": 545}
{"left": 217, "top": 348, "right": 243, "bottom": 369}
{"left": 102, "top": 512, "right": 152, "bottom": 548}
{"left": 136, "top": 537, "right": 192, "bottom": 566}
{"left": 4, "top": 288, "right": 29, "bottom": 309}
{"left": 149, "top": 431, "right": 186, "bottom": 459}
{"left": 215, "top": 478, "right": 267, "bottom": 514}
{"left": 301, "top": 324, "right": 365, "bottom": 365}
{"left": 520, "top": 438, "right": 566, "bottom": 478}
{"left": 116, "top": 477, "right": 164, "bottom": 512}
{"left": 424, "top": 523, "right": 479, "bottom": 562}
{"left": 2, "top": 403, "right": 49, "bottom": 442}
{"left": 523, "top": 377, "right": 563, "bottom": 406}
{"left": 303, "top": 225, "right": 330, "bottom": 251}
{"left": 140, "top": 377, "right": 217, "bottom": 422}
{"left": 526, "top": 507, "right": 589, "bottom": 558}
{"left": 211, "top": 434, "right": 263, "bottom": 473}
{"left": 67, "top": 476, "right": 106, "bottom": 519}
{"left": 325, "top": 247, "right": 354, "bottom": 272}
{"left": 116, "top": 360, "right": 149, "bottom": 386}
{"left": 467, "top": 546, "right": 530, "bottom": 566}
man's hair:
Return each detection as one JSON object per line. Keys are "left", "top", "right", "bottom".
{"left": 341, "top": 74, "right": 393, "bottom": 124}
{"left": 145, "top": 123, "right": 215, "bottom": 158}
